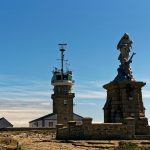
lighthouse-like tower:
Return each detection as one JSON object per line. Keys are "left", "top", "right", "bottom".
{"left": 51, "top": 44, "right": 75, "bottom": 125}
{"left": 29, "top": 44, "right": 82, "bottom": 128}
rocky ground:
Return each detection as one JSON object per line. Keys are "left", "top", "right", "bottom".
{"left": 0, "top": 130, "right": 150, "bottom": 150}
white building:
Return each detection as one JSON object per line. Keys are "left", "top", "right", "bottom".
{"left": 29, "top": 113, "right": 83, "bottom": 128}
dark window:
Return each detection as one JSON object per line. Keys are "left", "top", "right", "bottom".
{"left": 58, "top": 87, "right": 61, "bottom": 92}
{"left": 64, "top": 100, "right": 67, "bottom": 105}
{"left": 64, "top": 117, "right": 67, "bottom": 121}
{"left": 34, "top": 122, "right": 38, "bottom": 127}
{"left": 56, "top": 75, "right": 61, "bottom": 80}
{"left": 49, "top": 122, "right": 53, "bottom": 127}
{"left": 42, "top": 120, "right": 45, "bottom": 127}
{"left": 63, "top": 75, "right": 68, "bottom": 80}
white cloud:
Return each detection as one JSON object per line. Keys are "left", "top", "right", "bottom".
{"left": 0, "top": 75, "right": 150, "bottom": 127}
{"left": 143, "top": 90, "right": 150, "bottom": 98}
{"left": 0, "top": 108, "right": 51, "bottom": 127}
{"left": 0, "top": 76, "right": 52, "bottom": 127}
{"left": 74, "top": 80, "right": 106, "bottom": 99}
{"left": 76, "top": 90, "right": 106, "bottom": 99}
{"left": 77, "top": 102, "right": 97, "bottom": 106}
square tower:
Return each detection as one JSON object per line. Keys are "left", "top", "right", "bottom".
{"left": 51, "top": 44, "right": 75, "bottom": 126}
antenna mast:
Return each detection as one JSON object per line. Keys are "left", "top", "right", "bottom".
{"left": 58, "top": 43, "right": 67, "bottom": 80}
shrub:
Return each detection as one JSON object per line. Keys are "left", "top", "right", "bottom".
{"left": 116, "top": 141, "right": 139, "bottom": 150}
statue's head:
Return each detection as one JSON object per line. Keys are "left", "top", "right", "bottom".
{"left": 123, "top": 33, "right": 129, "bottom": 39}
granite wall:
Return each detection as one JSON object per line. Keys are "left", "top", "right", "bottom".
{"left": 56, "top": 117, "right": 138, "bottom": 140}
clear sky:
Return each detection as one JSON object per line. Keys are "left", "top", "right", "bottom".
{"left": 0, "top": 0, "right": 150, "bottom": 126}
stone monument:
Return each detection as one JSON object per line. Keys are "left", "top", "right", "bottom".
{"left": 56, "top": 34, "right": 150, "bottom": 140}
{"left": 103, "top": 33, "right": 149, "bottom": 135}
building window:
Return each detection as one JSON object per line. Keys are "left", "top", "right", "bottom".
{"left": 64, "top": 117, "right": 67, "bottom": 121}
{"left": 34, "top": 122, "right": 38, "bottom": 127}
{"left": 63, "top": 75, "right": 68, "bottom": 80}
{"left": 64, "top": 100, "right": 67, "bottom": 105}
{"left": 56, "top": 75, "right": 61, "bottom": 80}
{"left": 130, "top": 113, "right": 135, "bottom": 117}
{"left": 64, "top": 86, "right": 67, "bottom": 93}
{"left": 58, "top": 87, "right": 61, "bottom": 93}
{"left": 129, "top": 96, "right": 133, "bottom": 100}
{"left": 42, "top": 120, "right": 45, "bottom": 127}
{"left": 49, "top": 122, "right": 53, "bottom": 127}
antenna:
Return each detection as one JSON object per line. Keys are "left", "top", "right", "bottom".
{"left": 58, "top": 43, "right": 67, "bottom": 80}
{"left": 65, "top": 60, "right": 70, "bottom": 71}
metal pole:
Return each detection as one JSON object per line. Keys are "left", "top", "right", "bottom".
{"left": 59, "top": 44, "right": 67, "bottom": 80}
{"left": 61, "top": 49, "right": 65, "bottom": 80}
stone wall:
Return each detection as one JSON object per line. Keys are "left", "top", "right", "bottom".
{"left": 56, "top": 117, "right": 138, "bottom": 140}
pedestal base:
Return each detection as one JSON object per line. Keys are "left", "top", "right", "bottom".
{"left": 103, "top": 81, "right": 148, "bottom": 128}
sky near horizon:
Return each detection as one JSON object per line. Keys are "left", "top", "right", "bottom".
{"left": 0, "top": 0, "right": 150, "bottom": 126}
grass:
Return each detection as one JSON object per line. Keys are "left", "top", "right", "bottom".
{"left": 115, "top": 141, "right": 150, "bottom": 150}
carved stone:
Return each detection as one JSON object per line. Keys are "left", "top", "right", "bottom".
{"left": 103, "top": 81, "right": 149, "bottom": 134}
{"left": 115, "top": 33, "right": 135, "bottom": 81}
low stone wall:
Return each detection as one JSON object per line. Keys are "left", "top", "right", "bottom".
{"left": 135, "top": 125, "right": 150, "bottom": 135}
{"left": 0, "top": 127, "right": 55, "bottom": 132}
{"left": 56, "top": 117, "right": 136, "bottom": 140}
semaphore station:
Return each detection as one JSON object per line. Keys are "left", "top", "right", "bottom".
{"left": 29, "top": 44, "right": 83, "bottom": 128}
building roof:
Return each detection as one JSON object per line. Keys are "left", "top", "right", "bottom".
{"left": 0, "top": 117, "right": 13, "bottom": 127}
{"left": 29, "top": 113, "right": 83, "bottom": 123}
{"left": 73, "top": 113, "right": 84, "bottom": 119}
{"left": 29, "top": 113, "right": 56, "bottom": 123}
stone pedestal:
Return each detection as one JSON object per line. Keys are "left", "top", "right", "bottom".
{"left": 103, "top": 81, "right": 148, "bottom": 129}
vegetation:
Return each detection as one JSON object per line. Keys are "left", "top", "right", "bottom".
{"left": 0, "top": 137, "right": 22, "bottom": 150}
{"left": 116, "top": 141, "right": 150, "bottom": 150}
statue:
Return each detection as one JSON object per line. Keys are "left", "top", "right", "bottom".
{"left": 117, "top": 33, "right": 133, "bottom": 64}
{"left": 114, "top": 33, "right": 135, "bottom": 81}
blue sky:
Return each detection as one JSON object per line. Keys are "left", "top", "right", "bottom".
{"left": 0, "top": 0, "right": 150, "bottom": 126}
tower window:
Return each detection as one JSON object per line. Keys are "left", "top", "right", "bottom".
{"left": 56, "top": 75, "right": 61, "bottom": 80}
{"left": 64, "top": 86, "right": 68, "bottom": 93}
{"left": 64, "top": 117, "right": 67, "bottom": 121}
{"left": 129, "top": 96, "right": 133, "bottom": 100}
{"left": 130, "top": 113, "right": 135, "bottom": 117}
{"left": 63, "top": 75, "right": 68, "bottom": 80}
{"left": 64, "top": 100, "right": 67, "bottom": 105}
{"left": 57, "top": 87, "right": 61, "bottom": 93}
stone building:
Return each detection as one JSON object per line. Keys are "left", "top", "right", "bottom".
{"left": 29, "top": 44, "right": 83, "bottom": 128}
{"left": 56, "top": 34, "right": 150, "bottom": 140}
{"left": 0, "top": 117, "right": 13, "bottom": 128}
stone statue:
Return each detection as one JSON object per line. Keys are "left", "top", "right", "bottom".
{"left": 114, "top": 33, "right": 135, "bottom": 81}
{"left": 117, "top": 33, "right": 133, "bottom": 64}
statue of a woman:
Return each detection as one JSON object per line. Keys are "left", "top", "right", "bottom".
{"left": 114, "top": 33, "right": 135, "bottom": 81}
{"left": 117, "top": 33, "right": 133, "bottom": 64}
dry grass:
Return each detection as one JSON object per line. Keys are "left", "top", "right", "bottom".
{"left": 0, "top": 136, "right": 19, "bottom": 150}
{"left": 0, "top": 131, "right": 150, "bottom": 150}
